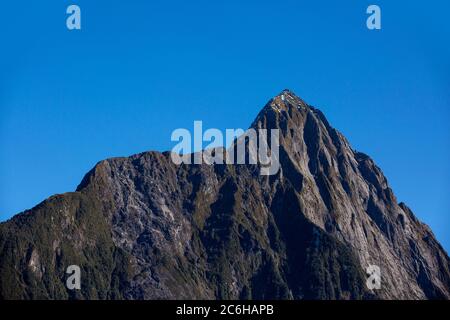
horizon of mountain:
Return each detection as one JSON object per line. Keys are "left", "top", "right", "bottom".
{"left": 0, "top": 90, "right": 449, "bottom": 300}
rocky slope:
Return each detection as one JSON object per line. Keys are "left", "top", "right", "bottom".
{"left": 1, "top": 90, "right": 449, "bottom": 299}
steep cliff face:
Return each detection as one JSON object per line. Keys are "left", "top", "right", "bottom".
{"left": 1, "top": 90, "right": 449, "bottom": 300}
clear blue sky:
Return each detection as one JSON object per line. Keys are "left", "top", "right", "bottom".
{"left": 0, "top": 1, "right": 449, "bottom": 252}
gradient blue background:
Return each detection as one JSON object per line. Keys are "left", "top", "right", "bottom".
{"left": 1, "top": 1, "right": 449, "bottom": 252}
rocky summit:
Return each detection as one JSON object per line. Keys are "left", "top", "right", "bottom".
{"left": 0, "top": 90, "right": 449, "bottom": 300}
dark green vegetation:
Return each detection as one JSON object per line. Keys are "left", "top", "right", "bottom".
{"left": 0, "top": 192, "right": 131, "bottom": 299}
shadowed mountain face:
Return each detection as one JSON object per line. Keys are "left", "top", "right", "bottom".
{"left": 1, "top": 90, "right": 449, "bottom": 300}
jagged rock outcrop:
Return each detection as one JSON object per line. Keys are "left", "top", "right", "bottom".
{"left": 1, "top": 90, "right": 449, "bottom": 299}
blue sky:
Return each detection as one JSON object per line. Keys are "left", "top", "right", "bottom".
{"left": 0, "top": 1, "right": 449, "bottom": 252}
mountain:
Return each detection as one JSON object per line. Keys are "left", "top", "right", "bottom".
{"left": 1, "top": 90, "right": 449, "bottom": 300}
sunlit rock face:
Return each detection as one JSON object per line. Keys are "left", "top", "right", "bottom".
{"left": 1, "top": 90, "right": 449, "bottom": 300}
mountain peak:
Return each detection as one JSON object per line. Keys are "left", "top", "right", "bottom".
{"left": 267, "top": 89, "right": 309, "bottom": 114}
{"left": 250, "top": 89, "right": 311, "bottom": 131}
